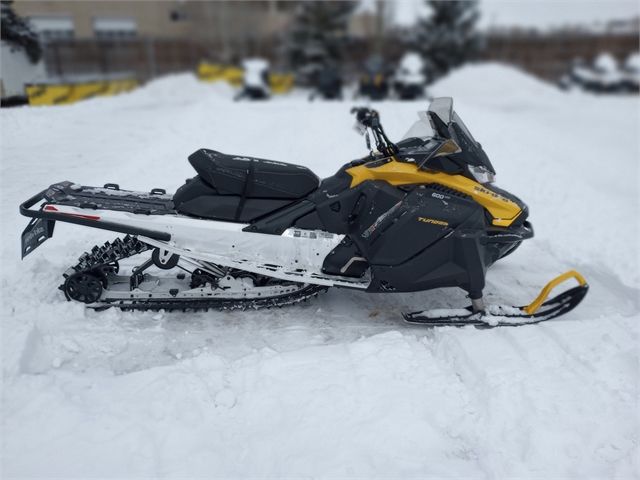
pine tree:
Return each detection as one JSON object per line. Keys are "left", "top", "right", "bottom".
{"left": 413, "top": 0, "right": 480, "bottom": 83}
{"left": 285, "top": 1, "right": 356, "bottom": 84}
{"left": 1, "top": 0, "right": 42, "bottom": 63}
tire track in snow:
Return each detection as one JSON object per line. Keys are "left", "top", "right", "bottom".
{"left": 422, "top": 331, "right": 499, "bottom": 478}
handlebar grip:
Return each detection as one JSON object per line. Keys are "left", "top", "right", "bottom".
{"left": 351, "top": 107, "right": 380, "bottom": 127}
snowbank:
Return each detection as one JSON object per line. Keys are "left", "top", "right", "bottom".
{"left": 1, "top": 63, "right": 638, "bottom": 478}
{"left": 431, "top": 62, "right": 562, "bottom": 104}
{"left": 122, "top": 72, "right": 236, "bottom": 105}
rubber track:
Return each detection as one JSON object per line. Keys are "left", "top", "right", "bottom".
{"left": 64, "top": 235, "right": 328, "bottom": 312}
{"left": 104, "top": 285, "right": 327, "bottom": 312}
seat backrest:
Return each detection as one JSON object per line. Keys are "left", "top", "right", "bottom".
{"left": 188, "top": 149, "right": 320, "bottom": 199}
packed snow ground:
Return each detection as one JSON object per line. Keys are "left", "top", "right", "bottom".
{"left": 1, "top": 64, "right": 639, "bottom": 478}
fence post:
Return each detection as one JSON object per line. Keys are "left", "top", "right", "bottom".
{"left": 146, "top": 37, "right": 157, "bottom": 80}
{"left": 52, "top": 41, "right": 61, "bottom": 78}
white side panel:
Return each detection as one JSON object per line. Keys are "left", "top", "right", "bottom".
{"left": 46, "top": 205, "right": 370, "bottom": 289}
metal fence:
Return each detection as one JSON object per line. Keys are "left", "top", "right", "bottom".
{"left": 480, "top": 30, "right": 639, "bottom": 80}
{"left": 42, "top": 38, "right": 210, "bottom": 81}
{"left": 40, "top": 30, "right": 640, "bottom": 84}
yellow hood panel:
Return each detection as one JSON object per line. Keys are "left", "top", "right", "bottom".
{"left": 346, "top": 160, "right": 522, "bottom": 227}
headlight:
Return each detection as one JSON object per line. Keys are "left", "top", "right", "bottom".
{"left": 468, "top": 165, "right": 495, "bottom": 184}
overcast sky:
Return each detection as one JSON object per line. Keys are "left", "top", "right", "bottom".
{"left": 384, "top": 0, "right": 639, "bottom": 29}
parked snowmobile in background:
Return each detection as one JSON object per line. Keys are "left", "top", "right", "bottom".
{"left": 589, "top": 53, "right": 624, "bottom": 93}
{"left": 309, "top": 64, "right": 343, "bottom": 101}
{"left": 393, "top": 52, "right": 427, "bottom": 100}
{"left": 621, "top": 53, "right": 640, "bottom": 93}
{"left": 234, "top": 58, "right": 270, "bottom": 101}
{"left": 356, "top": 55, "right": 390, "bottom": 101}
{"left": 558, "top": 58, "right": 593, "bottom": 92}
{"left": 20, "top": 98, "right": 588, "bottom": 327}
{"left": 560, "top": 54, "right": 630, "bottom": 94}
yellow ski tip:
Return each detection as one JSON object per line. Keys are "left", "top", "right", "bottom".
{"left": 523, "top": 270, "right": 588, "bottom": 315}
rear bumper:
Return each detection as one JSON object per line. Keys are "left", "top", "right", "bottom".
{"left": 19, "top": 186, "right": 171, "bottom": 258}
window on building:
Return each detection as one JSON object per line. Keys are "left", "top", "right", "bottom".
{"left": 93, "top": 17, "right": 137, "bottom": 40}
{"left": 28, "top": 16, "right": 74, "bottom": 41}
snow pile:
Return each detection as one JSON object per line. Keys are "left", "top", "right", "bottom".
{"left": 1, "top": 64, "right": 639, "bottom": 478}
{"left": 430, "top": 62, "right": 562, "bottom": 104}
{"left": 117, "top": 72, "right": 237, "bottom": 107}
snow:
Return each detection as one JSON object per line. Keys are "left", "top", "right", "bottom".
{"left": 627, "top": 52, "right": 640, "bottom": 72}
{"left": 2, "top": 64, "right": 639, "bottom": 478}
{"left": 595, "top": 53, "right": 620, "bottom": 73}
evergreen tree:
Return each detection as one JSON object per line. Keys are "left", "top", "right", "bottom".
{"left": 414, "top": 0, "right": 480, "bottom": 83}
{"left": 1, "top": 0, "right": 42, "bottom": 63}
{"left": 285, "top": 1, "right": 356, "bottom": 83}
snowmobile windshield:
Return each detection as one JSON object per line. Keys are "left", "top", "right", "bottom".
{"left": 402, "top": 98, "right": 474, "bottom": 142}
{"left": 451, "top": 111, "right": 476, "bottom": 143}
{"left": 402, "top": 111, "right": 434, "bottom": 140}
{"left": 402, "top": 98, "right": 496, "bottom": 176}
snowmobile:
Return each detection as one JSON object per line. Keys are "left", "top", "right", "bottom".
{"left": 560, "top": 54, "right": 627, "bottom": 94}
{"left": 19, "top": 98, "right": 588, "bottom": 327}
{"left": 308, "top": 64, "right": 343, "bottom": 101}
{"left": 234, "top": 58, "right": 270, "bottom": 101}
{"left": 621, "top": 53, "right": 640, "bottom": 93}
{"left": 356, "top": 55, "right": 390, "bottom": 101}
{"left": 393, "top": 52, "right": 427, "bottom": 100}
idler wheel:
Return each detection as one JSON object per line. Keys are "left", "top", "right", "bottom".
{"left": 64, "top": 272, "right": 103, "bottom": 304}
{"left": 152, "top": 248, "right": 180, "bottom": 270}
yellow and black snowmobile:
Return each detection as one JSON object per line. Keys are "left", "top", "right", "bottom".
{"left": 20, "top": 98, "right": 588, "bottom": 327}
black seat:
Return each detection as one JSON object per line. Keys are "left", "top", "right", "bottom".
{"left": 173, "top": 149, "right": 320, "bottom": 223}
{"left": 188, "top": 149, "right": 319, "bottom": 199}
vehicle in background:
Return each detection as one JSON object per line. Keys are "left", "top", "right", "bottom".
{"left": 621, "top": 53, "right": 640, "bottom": 93}
{"left": 308, "top": 63, "right": 343, "bottom": 101}
{"left": 235, "top": 58, "right": 271, "bottom": 101}
{"left": 559, "top": 53, "right": 637, "bottom": 94}
{"left": 355, "top": 55, "right": 390, "bottom": 101}
{"left": 590, "top": 53, "right": 625, "bottom": 92}
{"left": 392, "top": 52, "right": 427, "bottom": 100}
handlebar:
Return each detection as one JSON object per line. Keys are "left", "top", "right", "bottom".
{"left": 351, "top": 107, "right": 381, "bottom": 128}
{"left": 351, "top": 107, "right": 398, "bottom": 156}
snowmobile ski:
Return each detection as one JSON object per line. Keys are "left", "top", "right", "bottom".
{"left": 403, "top": 271, "right": 589, "bottom": 327}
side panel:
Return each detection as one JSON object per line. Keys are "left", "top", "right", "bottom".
{"left": 368, "top": 231, "right": 487, "bottom": 295}
{"left": 36, "top": 204, "right": 367, "bottom": 289}
{"left": 246, "top": 169, "right": 493, "bottom": 295}
{"left": 334, "top": 184, "right": 490, "bottom": 296}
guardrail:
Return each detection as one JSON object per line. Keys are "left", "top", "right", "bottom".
{"left": 196, "top": 62, "right": 294, "bottom": 94}
{"left": 25, "top": 78, "right": 138, "bottom": 106}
